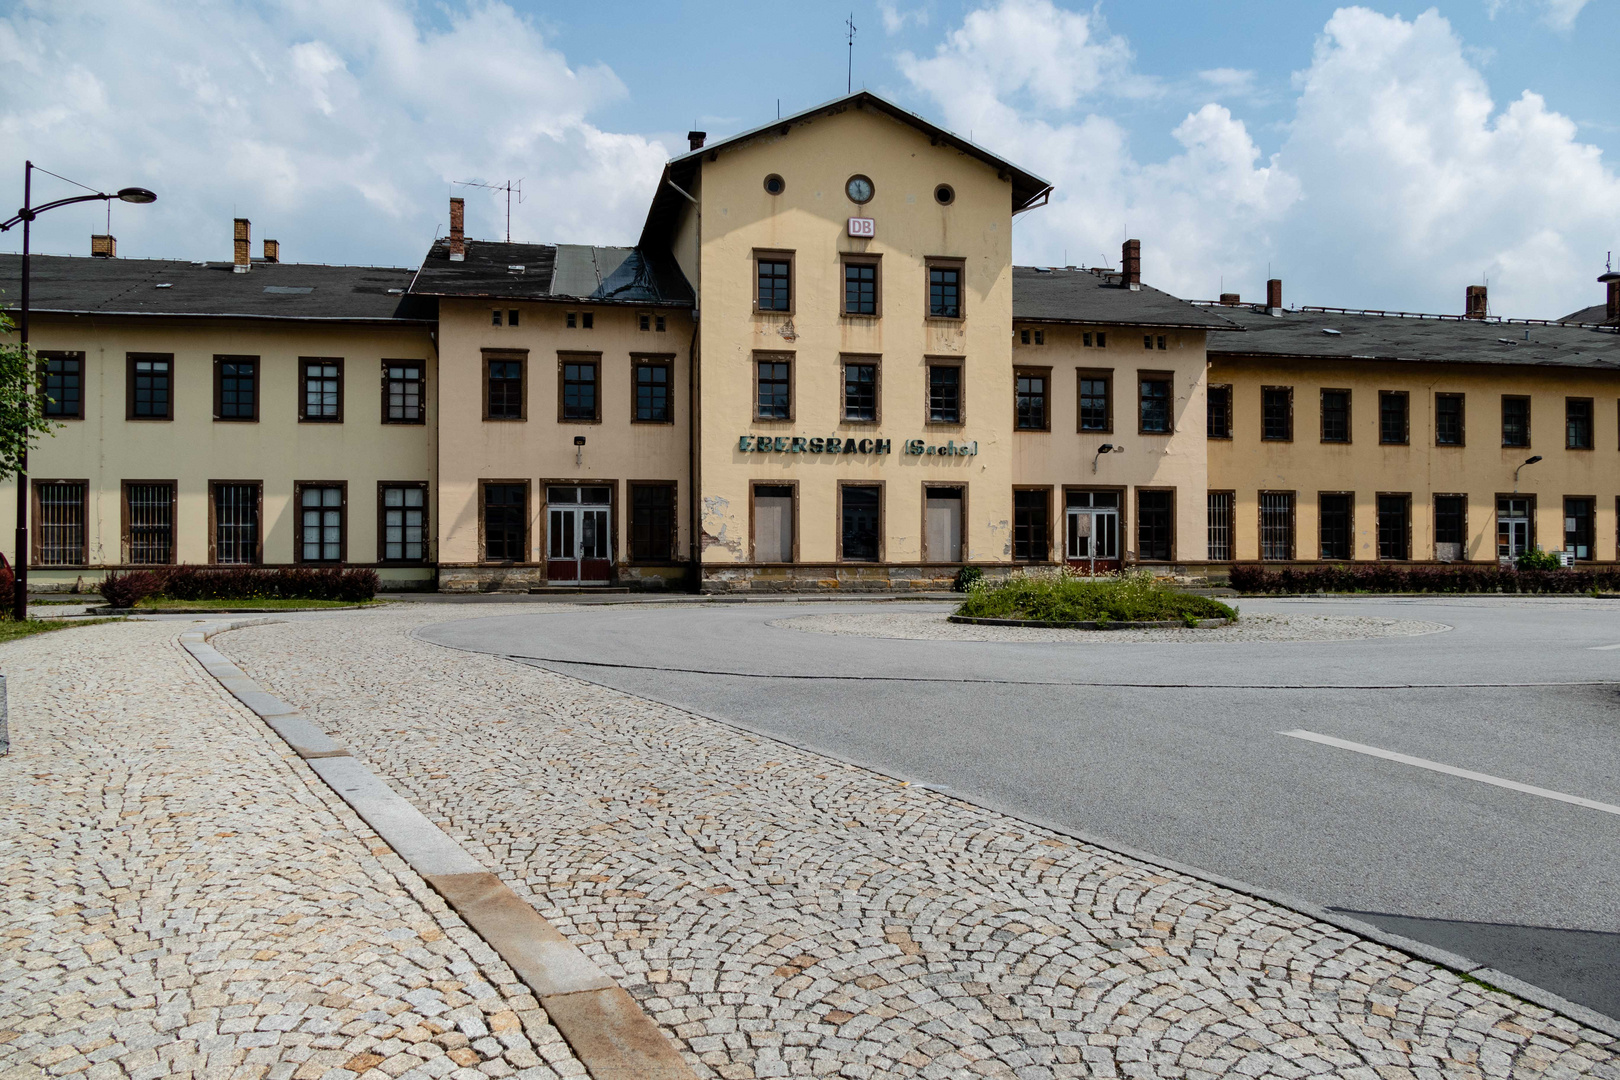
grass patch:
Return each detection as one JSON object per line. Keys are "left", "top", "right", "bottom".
{"left": 0, "top": 617, "right": 124, "bottom": 644}
{"left": 129, "top": 597, "right": 382, "bottom": 611}
{"left": 956, "top": 570, "right": 1236, "bottom": 625}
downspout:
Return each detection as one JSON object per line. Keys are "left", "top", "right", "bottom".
{"left": 666, "top": 178, "right": 702, "bottom": 592}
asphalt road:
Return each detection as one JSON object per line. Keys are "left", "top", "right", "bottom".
{"left": 417, "top": 596, "right": 1620, "bottom": 1020}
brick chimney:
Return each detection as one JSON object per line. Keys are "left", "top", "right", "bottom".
{"left": 90, "top": 234, "right": 116, "bottom": 258}
{"left": 263, "top": 239, "right": 279, "bottom": 264}
{"left": 1266, "top": 278, "right": 1282, "bottom": 313}
{"left": 1120, "top": 238, "right": 1141, "bottom": 291}
{"left": 1465, "top": 284, "right": 1487, "bottom": 319}
{"left": 233, "top": 218, "right": 251, "bottom": 274}
{"left": 687, "top": 130, "right": 706, "bottom": 151}
{"left": 1219, "top": 293, "right": 1241, "bottom": 306}
{"left": 1602, "top": 272, "right": 1620, "bottom": 324}
{"left": 448, "top": 197, "right": 465, "bottom": 262}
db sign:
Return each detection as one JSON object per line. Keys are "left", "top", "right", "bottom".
{"left": 847, "top": 217, "right": 875, "bottom": 238}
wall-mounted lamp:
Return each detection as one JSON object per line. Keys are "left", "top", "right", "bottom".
{"left": 1091, "top": 443, "right": 1119, "bottom": 474}
{"left": 1513, "top": 454, "right": 1541, "bottom": 492}
{"left": 574, "top": 434, "right": 586, "bottom": 466}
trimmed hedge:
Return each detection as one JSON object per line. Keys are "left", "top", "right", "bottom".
{"left": 1229, "top": 562, "right": 1620, "bottom": 595}
{"left": 957, "top": 569, "right": 1235, "bottom": 624}
{"left": 99, "top": 566, "right": 379, "bottom": 607}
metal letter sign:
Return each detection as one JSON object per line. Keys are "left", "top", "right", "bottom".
{"left": 848, "top": 217, "right": 875, "bottom": 238}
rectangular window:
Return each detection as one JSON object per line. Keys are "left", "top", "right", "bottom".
{"left": 1139, "top": 375, "right": 1172, "bottom": 434}
{"left": 299, "top": 358, "right": 342, "bottom": 422}
{"left": 559, "top": 356, "right": 599, "bottom": 422}
{"left": 1319, "top": 494, "right": 1352, "bottom": 560}
{"left": 629, "top": 483, "right": 677, "bottom": 562}
{"left": 1260, "top": 492, "right": 1294, "bottom": 561}
{"left": 756, "top": 357, "right": 792, "bottom": 420}
{"left": 1501, "top": 395, "right": 1530, "bottom": 447}
{"left": 1320, "top": 389, "right": 1350, "bottom": 444}
{"left": 42, "top": 353, "right": 84, "bottom": 419}
{"left": 1434, "top": 495, "right": 1466, "bottom": 562}
{"left": 1207, "top": 491, "right": 1234, "bottom": 561}
{"left": 1015, "top": 371, "right": 1049, "bottom": 431}
{"left": 634, "top": 359, "right": 672, "bottom": 423}
{"left": 1261, "top": 386, "right": 1292, "bottom": 441}
{"left": 639, "top": 313, "right": 650, "bottom": 331}
{"left": 125, "top": 482, "right": 175, "bottom": 565}
{"left": 756, "top": 253, "right": 792, "bottom": 313}
{"left": 297, "top": 484, "right": 345, "bottom": 563}
{"left": 1379, "top": 391, "right": 1409, "bottom": 445}
{"left": 214, "top": 356, "right": 258, "bottom": 421}
{"left": 1377, "top": 494, "right": 1410, "bottom": 560}
{"left": 1079, "top": 372, "right": 1111, "bottom": 433}
{"left": 508, "top": 309, "right": 519, "bottom": 327}
{"left": 1435, "top": 393, "right": 1465, "bottom": 446}
{"left": 1137, "top": 490, "right": 1173, "bottom": 561}
{"left": 127, "top": 353, "right": 173, "bottom": 420}
{"left": 483, "top": 483, "right": 528, "bottom": 562}
{"left": 212, "top": 482, "right": 260, "bottom": 565}
{"left": 1566, "top": 397, "right": 1593, "bottom": 449}
{"left": 928, "top": 364, "right": 961, "bottom": 424}
{"left": 843, "top": 360, "right": 878, "bottom": 422}
{"left": 491, "top": 310, "right": 503, "bottom": 327}
{"left": 843, "top": 258, "right": 879, "bottom": 316}
{"left": 841, "top": 485, "right": 882, "bottom": 562}
{"left": 928, "top": 262, "right": 962, "bottom": 318}
{"left": 485, "top": 356, "right": 525, "bottom": 420}
{"left": 753, "top": 484, "right": 795, "bottom": 563}
{"left": 1013, "top": 489, "right": 1050, "bottom": 562}
{"left": 35, "top": 482, "right": 86, "bottom": 566}
{"left": 380, "top": 484, "right": 427, "bottom": 563}
{"left": 384, "top": 362, "right": 424, "bottom": 423}
{"left": 1207, "top": 384, "right": 1231, "bottom": 439}
{"left": 1565, "top": 497, "right": 1595, "bottom": 560}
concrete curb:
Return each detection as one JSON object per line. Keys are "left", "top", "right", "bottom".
{"left": 476, "top": 650, "right": 1620, "bottom": 1042}
{"left": 948, "top": 615, "right": 1233, "bottom": 629}
{"left": 177, "top": 620, "right": 697, "bottom": 1080}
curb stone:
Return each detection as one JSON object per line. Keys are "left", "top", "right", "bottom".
{"left": 947, "top": 614, "right": 1233, "bottom": 629}
{"left": 177, "top": 619, "right": 697, "bottom": 1080}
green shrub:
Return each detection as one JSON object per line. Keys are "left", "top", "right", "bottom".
{"left": 1516, "top": 547, "right": 1563, "bottom": 572}
{"left": 955, "top": 569, "right": 1234, "bottom": 624}
{"left": 952, "top": 566, "right": 984, "bottom": 593}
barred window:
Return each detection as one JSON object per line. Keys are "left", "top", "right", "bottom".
{"left": 1260, "top": 492, "right": 1294, "bottom": 561}
{"left": 43, "top": 354, "right": 83, "bottom": 419}
{"left": 386, "top": 362, "right": 424, "bottom": 423}
{"left": 381, "top": 485, "right": 427, "bottom": 562}
{"left": 213, "top": 484, "right": 259, "bottom": 565}
{"left": 36, "top": 483, "right": 86, "bottom": 566}
{"left": 127, "top": 483, "right": 174, "bottom": 564}
{"left": 299, "top": 486, "right": 344, "bottom": 562}
{"left": 1207, "top": 492, "right": 1233, "bottom": 561}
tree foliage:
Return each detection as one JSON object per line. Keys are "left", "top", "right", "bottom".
{"left": 0, "top": 307, "right": 59, "bottom": 481}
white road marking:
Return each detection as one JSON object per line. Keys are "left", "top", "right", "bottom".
{"left": 1587, "top": 643, "right": 1620, "bottom": 651}
{"left": 1280, "top": 729, "right": 1620, "bottom": 818}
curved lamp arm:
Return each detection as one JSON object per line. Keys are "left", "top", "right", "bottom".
{"left": 1, "top": 187, "right": 156, "bottom": 232}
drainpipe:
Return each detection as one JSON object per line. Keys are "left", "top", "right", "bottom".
{"left": 666, "top": 178, "right": 702, "bottom": 592}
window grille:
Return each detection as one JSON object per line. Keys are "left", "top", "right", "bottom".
{"left": 1260, "top": 492, "right": 1294, "bottom": 561}
{"left": 127, "top": 483, "right": 173, "bottom": 564}
{"left": 214, "top": 484, "right": 259, "bottom": 565}
{"left": 37, "top": 483, "right": 85, "bottom": 566}
{"left": 1207, "top": 492, "right": 1233, "bottom": 561}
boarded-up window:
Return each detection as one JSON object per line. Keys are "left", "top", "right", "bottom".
{"left": 754, "top": 486, "right": 793, "bottom": 563}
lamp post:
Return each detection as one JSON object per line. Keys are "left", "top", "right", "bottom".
{"left": 1513, "top": 455, "right": 1542, "bottom": 493}
{"left": 1, "top": 161, "right": 155, "bottom": 621}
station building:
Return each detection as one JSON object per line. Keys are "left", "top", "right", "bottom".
{"left": 3, "top": 91, "right": 1618, "bottom": 591}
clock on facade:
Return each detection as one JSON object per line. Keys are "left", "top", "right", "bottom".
{"left": 845, "top": 175, "right": 874, "bottom": 204}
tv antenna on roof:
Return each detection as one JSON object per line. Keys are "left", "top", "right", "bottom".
{"left": 845, "top": 13, "right": 857, "bottom": 94}
{"left": 453, "top": 178, "right": 525, "bottom": 243}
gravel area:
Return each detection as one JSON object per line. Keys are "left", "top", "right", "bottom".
{"left": 211, "top": 605, "right": 1616, "bottom": 1080}
{"left": 770, "top": 610, "right": 1452, "bottom": 643}
{"left": 0, "top": 620, "right": 585, "bottom": 1080}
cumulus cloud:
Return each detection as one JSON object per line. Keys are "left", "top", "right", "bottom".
{"left": 878, "top": 2, "right": 929, "bottom": 35}
{"left": 1488, "top": 0, "right": 1591, "bottom": 30}
{"left": 898, "top": 0, "right": 1619, "bottom": 317}
{"left": 0, "top": 0, "right": 670, "bottom": 266}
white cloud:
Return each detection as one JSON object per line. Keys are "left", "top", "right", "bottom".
{"left": 898, "top": 0, "right": 1620, "bottom": 317}
{"left": 1198, "top": 68, "right": 1258, "bottom": 95}
{"left": 1487, "top": 0, "right": 1591, "bottom": 30}
{"left": 878, "top": 2, "right": 929, "bottom": 35}
{"left": 0, "top": 0, "right": 670, "bottom": 266}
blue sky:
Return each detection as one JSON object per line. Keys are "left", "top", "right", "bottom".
{"left": 2, "top": 0, "right": 1616, "bottom": 317}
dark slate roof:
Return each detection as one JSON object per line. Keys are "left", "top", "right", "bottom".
{"left": 1206, "top": 304, "right": 1620, "bottom": 370}
{"left": 1561, "top": 302, "right": 1616, "bottom": 327}
{"left": 0, "top": 253, "right": 427, "bottom": 322}
{"left": 1011, "top": 266, "right": 1239, "bottom": 330}
{"left": 408, "top": 238, "right": 693, "bottom": 307}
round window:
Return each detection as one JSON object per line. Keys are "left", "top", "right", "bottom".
{"left": 934, "top": 184, "right": 955, "bottom": 206}
{"left": 845, "top": 174, "right": 875, "bottom": 204}
{"left": 764, "top": 174, "right": 785, "bottom": 196}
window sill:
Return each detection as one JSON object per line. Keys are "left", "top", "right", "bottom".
{"left": 925, "top": 315, "right": 965, "bottom": 323}
{"left": 297, "top": 418, "right": 343, "bottom": 425}
{"left": 558, "top": 418, "right": 603, "bottom": 425}
{"left": 127, "top": 417, "right": 175, "bottom": 423}
{"left": 382, "top": 418, "right": 428, "bottom": 426}
{"left": 840, "top": 313, "right": 881, "bottom": 321}
{"left": 631, "top": 418, "right": 676, "bottom": 426}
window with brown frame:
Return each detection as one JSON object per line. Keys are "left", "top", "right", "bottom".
{"left": 379, "top": 483, "right": 428, "bottom": 563}
{"left": 628, "top": 482, "right": 677, "bottom": 562}
{"left": 1079, "top": 370, "right": 1111, "bottom": 433}
{"left": 1566, "top": 397, "right": 1594, "bottom": 449}
{"left": 1320, "top": 389, "right": 1350, "bottom": 443}
{"left": 33, "top": 480, "right": 87, "bottom": 566}
{"left": 842, "top": 255, "right": 880, "bottom": 317}
{"left": 298, "top": 357, "right": 343, "bottom": 422}
{"left": 1319, "top": 493, "right": 1352, "bottom": 560}
{"left": 210, "top": 481, "right": 262, "bottom": 565}
{"left": 559, "top": 356, "right": 600, "bottom": 423}
{"left": 1501, "top": 395, "right": 1530, "bottom": 448}
{"left": 127, "top": 353, "right": 173, "bottom": 420}
{"left": 1379, "top": 391, "right": 1409, "bottom": 445}
{"left": 1377, "top": 494, "right": 1410, "bottom": 560}
{"left": 1015, "top": 369, "right": 1049, "bottom": 431}
{"left": 1261, "top": 386, "right": 1292, "bottom": 441}
{"left": 1136, "top": 489, "right": 1174, "bottom": 560}
{"left": 1207, "top": 491, "right": 1234, "bottom": 560}
{"left": 41, "top": 352, "right": 84, "bottom": 419}
{"left": 755, "top": 250, "right": 793, "bottom": 314}
{"left": 755, "top": 355, "right": 792, "bottom": 421}
{"left": 843, "top": 357, "right": 879, "bottom": 422}
{"left": 123, "top": 481, "right": 176, "bottom": 564}
{"left": 383, "top": 361, "right": 425, "bottom": 424}
{"left": 1207, "top": 384, "right": 1231, "bottom": 440}
{"left": 840, "top": 484, "right": 882, "bottom": 562}
{"left": 1434, "top": 495, "right": 1467, "bottom": 562}
{"left": 1012, "top": 488, "right": 1050, "bottom": 562}
{"left": 927, "top": 361, "right": 962, "bottom": 424}
{"left": 484, "top": 353, "right": 525, "bottom": 421}
{"left": 1435, "top": 393, "right": 1465, "bottom": 446}
{"left": 482, "top": 482, "right": 528, "bottom": 563}
{"left": 1139, "top": 373, "right": 1172, "bottom": 434}
{"left": 633, "top": 357, "right": 673, "bottom": 423}
{"left": 295, "top": 482, "right": 347, "bottom": 563}
{"left": 214, "top": 356, "right": 259, "bottom": 421}
{"left": 1260, "top": 491, "right": 1295, "bottom": 560}
{"left": 1565, "top": 497, "right": 1595, "bottom": 560}
{"left": 927, "top": 258, "right": 964, "bottom": 319}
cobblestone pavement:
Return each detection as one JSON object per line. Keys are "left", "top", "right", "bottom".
{"left": 770, "top": 611, "right": 1451, "bottom": 644}
{"left": 216, "top": 605, "right": 1619, "bottom": 1080}
{"left": 0, "top": 620, "right": 586, "bottom": 1080}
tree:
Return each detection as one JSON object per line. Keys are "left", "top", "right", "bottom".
{"left": 0, "top": 307, "right": 59, "bottom": 482}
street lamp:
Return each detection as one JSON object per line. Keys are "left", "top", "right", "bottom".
{"left": 1, "top": 162, "right": 156, "bottom": 620}
{"left": 1513, "top": 455, "right": 1542, "bottom": 493}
